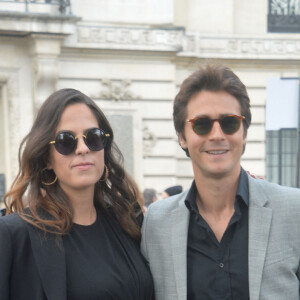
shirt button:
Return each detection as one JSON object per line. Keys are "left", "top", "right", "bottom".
{"left": 219, "top": 262, "right": 224, "bottom": 268}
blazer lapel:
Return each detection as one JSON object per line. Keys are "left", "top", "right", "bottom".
{"left": 27, "top": 223, "right": 67, "bottom": 300}
{"left": 171, "top": 193, "right": 190, "bottom": 300}
{"left": 248, "top": 176, "right": 273, "bottom": 300}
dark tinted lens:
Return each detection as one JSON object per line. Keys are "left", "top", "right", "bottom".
{"left": 220, "top": 116, "right": 240, "bottom": 134}
{"left": 85, "top": 128, "right": 107, "bottom": 151}
{"left": 193, "top": 117, "right": 212, "bottom": 135}
{"left": 54, "top": 132, "right": 76, "bottom": 155}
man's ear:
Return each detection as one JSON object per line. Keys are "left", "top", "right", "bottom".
{"left": 178, "top": 133, "right": 188, "bottom": 150}
{"left": 241, "top": 130, "right": 247, "bottom": 155}
{"left": 178, "top": 133, "right": 190, "bottom": 157}
{"left": 242, "top": 124, "right": 248, "bottom": 140}
{"left": 243, "top": 129, "right": 247, "bottom": 146}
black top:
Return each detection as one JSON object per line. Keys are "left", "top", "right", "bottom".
{"left": 185, "top": 168, "right": 249, "bottom": 300}
{"left": 63, "top": 208, "right": 154, "bottom": 300}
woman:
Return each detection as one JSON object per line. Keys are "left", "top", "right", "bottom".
{"left": 0, "top": 89, "right": 154, "bottom": 300}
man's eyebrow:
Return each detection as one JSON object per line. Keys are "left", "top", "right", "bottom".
{"left": 190, "top": 113, "right": 237, "bottom": 119}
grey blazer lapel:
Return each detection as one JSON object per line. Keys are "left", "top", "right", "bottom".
{"left": 171, "top": 193, "right": 190, "bottom": 300}
{"left": 27, "top": 223, "right": 67, "bottom": 300}
{"left": 248, "top": 175, "right": 273, "bottom": 300}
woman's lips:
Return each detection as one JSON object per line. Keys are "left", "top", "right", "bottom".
{"left": 73, "top": 163, "right": 93, "bottom": 170}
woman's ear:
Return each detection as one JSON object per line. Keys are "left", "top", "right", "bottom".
{"left": 44, "top": 156, "right": 52, "bottom": 170}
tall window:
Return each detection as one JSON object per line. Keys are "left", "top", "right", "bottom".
{"left": 266, "top": 78, "right": 300, "bottom": 187}
{"left": 268, "top": 0, "right": 300, "bottom": 33}
{"left": 266, "top": 129, "right": 298, "bottom": 187}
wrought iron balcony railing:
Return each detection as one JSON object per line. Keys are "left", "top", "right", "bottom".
{"left": 0, "top": 0, "right": 72, "bottom": 15}
{"left": 268, "top": 0, "right": 300, "bottom": 33}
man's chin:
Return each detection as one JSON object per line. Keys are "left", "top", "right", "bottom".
{"left": 201, "top": 167, "right": 234, "bottom": 180}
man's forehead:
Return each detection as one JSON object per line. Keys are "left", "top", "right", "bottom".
{"left": 186, "top": 92, "right": 242, "bottom": 116}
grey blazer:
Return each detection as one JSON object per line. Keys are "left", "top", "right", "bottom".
{"left": 141, "top": 175, "right": 300, "bottom": 300}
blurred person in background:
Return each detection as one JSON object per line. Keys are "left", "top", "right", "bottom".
{"left": 161, "top": 185, "right": 183, "bottom": 199}
{"left": 143, "top": 188, "right": 158, "bottom": 209}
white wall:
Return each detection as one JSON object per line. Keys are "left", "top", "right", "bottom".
{"left": 1, "top": 0, "right": 300, "bottom": 195}
{"left": 72, "top": 0, "right": 174, "bottom": 25}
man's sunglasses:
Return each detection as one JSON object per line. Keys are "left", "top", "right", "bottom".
{"left": 186, "top": 114, "right": 245, "bottom": 136}
{"left": 49, "top": 128, "right": 110, "bottom": 155}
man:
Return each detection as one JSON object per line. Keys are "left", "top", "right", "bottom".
{"left": 143, "top": 188, "right": 158, "bottom": 208}
{"left": 161, "top": 185, "right": 183, "bottom": 199}
{"left": 141, "top": 64, "right": 300, "bottom": 300}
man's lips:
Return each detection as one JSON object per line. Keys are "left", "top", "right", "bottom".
{"left": 205, "top": 150, "right": 228, "bottom": 155}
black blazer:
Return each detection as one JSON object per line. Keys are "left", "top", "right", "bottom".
{"left": 0, "top": 213, "right": 67, "bottom": 300}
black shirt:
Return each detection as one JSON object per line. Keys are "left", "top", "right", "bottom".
{"left": 185, "top": 168, "right": 249, "bottom": 300}
{"left": 63, "top": 208, "right": 154, "bottom": 300}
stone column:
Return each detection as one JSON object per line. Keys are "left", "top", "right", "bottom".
{"left": 30, "top": 34, "right": 63, "bottom": 111}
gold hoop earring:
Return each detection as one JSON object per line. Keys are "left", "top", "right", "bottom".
{"left": 41, "top": 168, "right": 57, "bottom": 186}
{"left": 99, "top": 165, "right": 109, "bottom": 182}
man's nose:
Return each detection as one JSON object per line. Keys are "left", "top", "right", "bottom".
{"left": 208, "top": 120, "right": 225, "bottom": 140}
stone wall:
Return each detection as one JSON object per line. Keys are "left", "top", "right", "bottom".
{"left": 0, "top": 0, "right": 299, "bottom": 197}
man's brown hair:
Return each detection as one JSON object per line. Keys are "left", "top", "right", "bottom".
{"left": 173, "top": 64, "right": 251, "bottom": 141}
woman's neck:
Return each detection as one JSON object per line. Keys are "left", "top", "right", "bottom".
{"left": 63, "top": 186, "right": 97, "bottom": 225}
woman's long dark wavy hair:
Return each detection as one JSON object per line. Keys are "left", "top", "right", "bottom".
{"left": 4, "top": 89, "right": 142, "bottom": 240}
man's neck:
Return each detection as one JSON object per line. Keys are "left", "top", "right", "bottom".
{"left": 194, "top": 168, "right": 240, "bottom": 214}
{"left": 193, "top": 169, "right": 241, "bottom": 242}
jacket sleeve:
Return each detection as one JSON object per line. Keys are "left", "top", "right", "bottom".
{"left": 141, "top": 204, "right": 152, "bottom": 261}
{"left": 0, "top": 218, "right": 12, "bottom": 300}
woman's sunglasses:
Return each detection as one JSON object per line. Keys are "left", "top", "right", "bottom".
{"left": 49, "top": 128, "right": 110, "bottom": 155}
{"left": 186, "top": 114, "right": 245, "bottom": 136}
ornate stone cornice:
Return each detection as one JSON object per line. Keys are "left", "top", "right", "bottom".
{"left": 69, "top": 25, "right": 300, "bottom": 60}
{"left": 75, "top": 25, "right": 184, "bottom": 52}
{"left": 0, "top": 11, "right": 80, "bottom": 36}
{"left": 181, "top": 33, "right": 300, "bottom": 60}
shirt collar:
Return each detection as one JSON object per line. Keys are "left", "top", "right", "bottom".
{"left": 236, "top": 168, "right": 249, "bottom": 206}
{"left": 185, "top": 167, "right": 249, "bottom": 213}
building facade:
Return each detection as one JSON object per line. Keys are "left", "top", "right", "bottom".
{"left": 0, "top": 0, "right": 299, "bottom": 202}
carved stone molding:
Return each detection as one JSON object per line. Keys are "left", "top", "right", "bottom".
{"left": 0, "top": 71, "right": 20, "bottom": 182}
{"left": 143, "top": 124, "right": 157, "bottom": 157}
{"left": 94, "top": 79, "right": 140, "bottom": 101}
{"left": 0, "top": 11, "right": 79, "bottom": 36}
{"left": 74, "top": 25, "right": 300, "bottom": 60}
{"left": 76, "top": 26, "right": 184, "bottom": 52}
{"left": 181, "top": 34, "right": 300, "bottom": 60}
